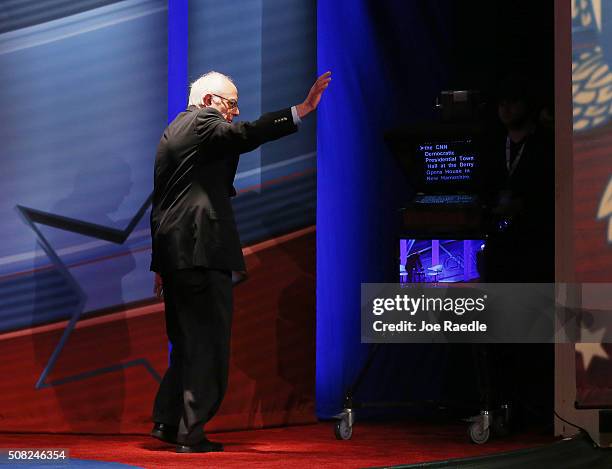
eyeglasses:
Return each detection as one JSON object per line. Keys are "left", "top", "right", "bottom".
{"left": 210, "top": 93, "right": 238, "bottom": 109}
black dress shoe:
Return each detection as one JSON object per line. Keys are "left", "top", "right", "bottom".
{"left": 176, "top": 437, "right": 224, "bottom": 453}
{"left": 151, "top": 423, "right": 178, "bottom": 444}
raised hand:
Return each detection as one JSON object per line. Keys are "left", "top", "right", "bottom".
{"left": 296, "top": 71, "right": 331, "bottom": 118}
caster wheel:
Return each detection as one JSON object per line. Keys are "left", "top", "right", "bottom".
{"left": 334, "top": 418, "right": 353, "bottom": 440}
{"left": 468, "top": 421, "right": 490, "bottom": 444}
{"left": 492, "top": 414, "right": 510, "bottom": 437}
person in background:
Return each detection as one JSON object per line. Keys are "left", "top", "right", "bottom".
{"left": 477, "top": 74, "right": 554, "bottom": 432}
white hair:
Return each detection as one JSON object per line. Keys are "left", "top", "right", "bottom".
{"left": 188, "top": 71, "right": 235, "bottom": 107}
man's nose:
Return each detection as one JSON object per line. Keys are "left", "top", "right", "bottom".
{"left": 233, "top": 107, "right": 239, "bottom": 116}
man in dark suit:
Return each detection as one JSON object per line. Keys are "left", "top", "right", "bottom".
{"left": 149, "top": 70, "right": 330, "bottom": 453}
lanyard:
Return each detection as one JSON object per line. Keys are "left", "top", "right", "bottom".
{"left": 505, "top": 136, "right": 526, "bottom": 177}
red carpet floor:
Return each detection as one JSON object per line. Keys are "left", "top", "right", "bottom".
{"left": 0, "top": 420, "right": 556, "bottom": 468}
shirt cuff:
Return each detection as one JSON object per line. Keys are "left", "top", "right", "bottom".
{"left": 291, "top": 106, "right": 301, "bottom": 125}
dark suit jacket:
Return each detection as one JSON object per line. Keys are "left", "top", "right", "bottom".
{"left": 150, "top": 105, "right": 297, "bottom": 273}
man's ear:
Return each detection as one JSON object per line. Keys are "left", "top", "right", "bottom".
{"left": 202, "top": 94, "right": 212, "bottom": 107}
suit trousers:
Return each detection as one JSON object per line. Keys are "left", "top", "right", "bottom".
{"left": 152, "top": 267, "right": 233, "bottom": 445}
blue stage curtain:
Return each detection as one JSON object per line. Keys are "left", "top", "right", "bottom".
{"left": 168, "top": 0, "right": 188, "bottom": 122}
{"left": 316, "top": 0, "right": 454, "bottom": 418}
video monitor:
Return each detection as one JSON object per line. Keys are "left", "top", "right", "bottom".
{"left": 385, "top": 122, "right": 484, "bottom": 195}
{"left": 399, "top": 238, "right": 483, "bottom": 283}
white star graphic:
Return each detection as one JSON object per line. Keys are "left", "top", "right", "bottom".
{"left": 576, "top": 328, "right": 609, "bottom": 369}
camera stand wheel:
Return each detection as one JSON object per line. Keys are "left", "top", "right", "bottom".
{"left": 466, "top": 410, "right": 491, "bottom": 444}
{"left": 333, "top": 409, "right": 354, "bottom": 440}
{"left": 334, "top": 418, "right": 353, "bottom": 440}
{"left": 468, "top": 420, "right": 490, "bottom": 444}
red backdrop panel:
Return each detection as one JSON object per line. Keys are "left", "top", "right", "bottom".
{"left": 0, "top": 228, "right": 316, "bottom": 434}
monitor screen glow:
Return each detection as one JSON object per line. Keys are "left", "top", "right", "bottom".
{"left": 399, "top": 239, "right": 483, "bottom": 283}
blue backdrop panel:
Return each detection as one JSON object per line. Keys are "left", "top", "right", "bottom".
{"left": 188, "top": 0, "right": 317, "bottom": 245}
{"left": 0, "top": 0, "right": 167, "bottom": 331}
{"left": 316, "top": 0, "right": 453, "bottom": 418}
{"left": 0, "top": 0, "right": 126, "bottom": 34}
{"left": 0, "top": 0, "right": 316, "bottom": 333}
